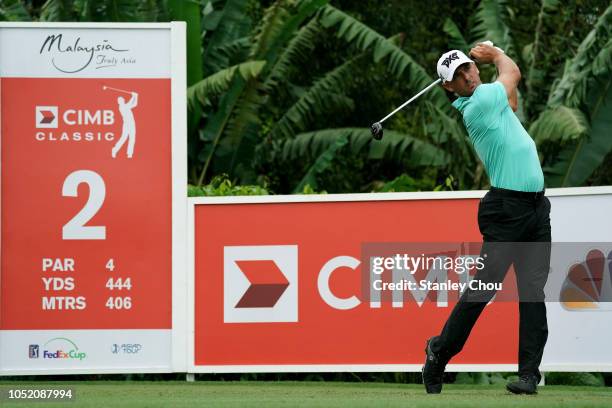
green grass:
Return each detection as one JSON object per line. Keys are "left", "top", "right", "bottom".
{"left": 1, "top": 381, "right": 611, "bottom": 408}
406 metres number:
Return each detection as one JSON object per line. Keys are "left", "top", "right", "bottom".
{"left": 105, "top": 297, "right": 132, "bottom": 310}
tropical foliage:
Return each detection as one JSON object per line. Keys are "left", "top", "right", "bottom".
{"left": 1, "top": 0, "right": 610, "bottom": 192}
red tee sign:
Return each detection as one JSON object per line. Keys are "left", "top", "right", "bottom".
{"left": 0, "top": 24, "right": 185, "bottom": 374}
{"left": 191, "top": 198, "right": 519, "bottom": 371}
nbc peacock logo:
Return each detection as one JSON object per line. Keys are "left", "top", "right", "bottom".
{"left": 560, "top": 249, "right": 612, "bottom": 311}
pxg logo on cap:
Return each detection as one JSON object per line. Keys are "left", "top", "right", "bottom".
{"left": 36, "top": 106, "right": 58, "bottom": 128}
{"left": 224, "top": 245, "right": 298, "bottom": 323}
{"left": 436, "top": 50, "right": 473, "bottom": 83}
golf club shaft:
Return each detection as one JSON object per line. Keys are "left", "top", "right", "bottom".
{"left": 104, "top": 86, "right": 132, "bottom": 95}
{"left": 379, "top": 78, "right": 441, "bottom": 124}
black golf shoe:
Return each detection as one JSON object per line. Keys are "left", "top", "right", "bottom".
{"left": 422, "top": 336, "right": 447, "bottom": 394}
{"left": 506, "top": 375, "right": 538, "bottom": 395}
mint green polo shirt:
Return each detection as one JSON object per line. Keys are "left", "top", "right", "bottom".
{"left": 452, "top": 82, "right": 544, "bottom": 192}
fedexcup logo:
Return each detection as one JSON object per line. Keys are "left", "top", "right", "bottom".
{"left": 560, "top": 249, "right": 612, "bottom": 311}
{"left": 40, "top": 337, "right": 87, "bottom": 360}
{"left": 36, "top": 106, "right": 58, "bottom": 128}
{"left": 224, "top": 245, "right": 298, "bottom": 323}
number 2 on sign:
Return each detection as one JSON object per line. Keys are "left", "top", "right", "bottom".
{"left": 62, "top": 170, "right": 106, "bottom": 240}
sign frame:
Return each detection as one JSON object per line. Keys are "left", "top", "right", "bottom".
{"left": 188, "top": 186, "right": 612, "bottom": 373}
{"left": 0, "top": 21, "right": 187, "bottom": 375}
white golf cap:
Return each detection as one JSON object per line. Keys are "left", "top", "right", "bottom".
{"left": 436, "top": 50, "right": 473, "bottom": 83}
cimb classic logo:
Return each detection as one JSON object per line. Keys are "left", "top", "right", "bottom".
{"left": 224, "top": 245, "right": 297, "bottom": 323}
{"left": 35, "top": 105, "right": 114, "bottom": 129}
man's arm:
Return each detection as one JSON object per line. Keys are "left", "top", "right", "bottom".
{"left": 469, "top": 43, "right": 520, "bottom": 112}
{"left": 128, "top": 92, "right": 138, "bottom": 108}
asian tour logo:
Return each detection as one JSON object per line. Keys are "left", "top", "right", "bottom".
{"left": 33, "top": 337, "right": 87, "bottom": 361}
{"left": 111, "top": 343, "right": 142, "bottom": 354}
{"left": 224, "top": 245, "right": 298, "bottom": 323}
{"left": 34, "top": 85, "right": 139, "bottom": 159}
{"left": 560, "top": 249, "right": 612, "bottom": 311}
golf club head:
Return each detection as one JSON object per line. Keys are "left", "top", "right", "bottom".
{"left": 371, "top": 122, "right": 383, "bottom": 140}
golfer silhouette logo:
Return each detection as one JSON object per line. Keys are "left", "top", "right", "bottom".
{"left": 104, "top": 85, "right": 138, "bottom": 159}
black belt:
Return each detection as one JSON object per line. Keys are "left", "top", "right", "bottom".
{"left": 489, "top": 186, "right": 546, "bottom": 200}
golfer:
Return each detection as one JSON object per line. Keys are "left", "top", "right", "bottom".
{"left": 111, "top": 91, "right": 138, "bottom": 159}
{"left": 422, "top": 43, "right": 551, "bottom": 395}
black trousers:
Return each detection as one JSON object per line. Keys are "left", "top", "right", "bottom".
{"left": 434, "top": 187, "right": 551, "bottom": 380}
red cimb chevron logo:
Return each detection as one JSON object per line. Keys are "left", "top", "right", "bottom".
{"left": 39, "top": 110, "right": 55, "bottom": 124}
{"left": 224, "top": 245, "right": 298, "bottom": 323}
{"left": 234, "top": 260, "right": 289, "bottom": 308}
{"left": 35, "top": 106, "right": 58, "bottom": 128}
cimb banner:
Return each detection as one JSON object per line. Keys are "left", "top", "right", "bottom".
{"left": 0, "top": 23, "right": 187, "bottom": 375}
{"left": 189, "top": 189, "right": 612, "bottom": 372}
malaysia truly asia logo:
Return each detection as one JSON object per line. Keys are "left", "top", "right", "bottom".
{"left": 28, "top": 337, "right": 87, "bottom": 361}
{"left": 560, "top": 249, "right": 612, "bottom": 311}
{"left": 39, "top": 33, "right": 133, "bottom": 73}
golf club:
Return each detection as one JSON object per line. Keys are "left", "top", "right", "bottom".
{"left": 370, "top": 78, "right": 441, "bottom": 140}
{"left": 102, "top": 85, "right": 133, "bottom": 95}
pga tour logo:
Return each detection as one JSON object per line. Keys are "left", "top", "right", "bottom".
{"left": 35, "top": 106, "right": 58, "bottom": 128}
{"left": 224, "top": 245, "right": 298, "bottom": 323}
{"left": 29, "top": 344, "right": 40, "bottom": 359}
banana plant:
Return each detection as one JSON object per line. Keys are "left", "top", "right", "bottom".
{"left": 282, "top": 127, "right": 449, "bottom": 193}
{"left": 443, "top": 0, "right": 517, "bottom": 60}
{"left": 530, "top": 4, "right": 612, "bottom": 187}
{"left": 0, "top": 0, "right": 31, "bottom": 20}
{"left": 188, "top": 1, "right": 474, "bottom": 189}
